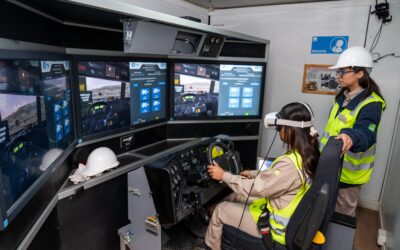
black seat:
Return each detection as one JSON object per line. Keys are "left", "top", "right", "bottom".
{"left": 221, "top": 137, "right": 343, "bottom": 250}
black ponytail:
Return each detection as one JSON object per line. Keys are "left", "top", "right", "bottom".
{"left": 355, "top": 67, "right": 385, "bottom": 102}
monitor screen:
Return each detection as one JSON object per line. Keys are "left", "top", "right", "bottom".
{"left": 173, "top": 63, "right": 220, "bottom": 118}
{"left": 77, "top": 61, "right": 131, "bottom": 137}
{"left": 0, "top": 60, "right": 73, "bottom": 213}
{"left": 129, "top": 62, "right": 167, "bottom": 125}
{"left": 258, "top": 157, "right": 276, "bottom": 171}
{"left": 173, "top": 62, "right": 264, "bottom": 119}
{"left": 218, "top": 64, "right": 263, "bottom": 117}
{"left": 77, "top": 60, "right": 167, "bottom": 138}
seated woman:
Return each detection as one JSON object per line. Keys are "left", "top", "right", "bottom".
{"left": 205, "top": 102, "right": 320, "bottom": 250}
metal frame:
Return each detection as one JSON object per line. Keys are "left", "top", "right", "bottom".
{"left": 75, "top": 122, "right": 168, "bottom": 148}
{"left": 61, "top": 0, "right": 270, "bottom": 45}
{"left": 167, "top": 119, "right": 261, "bottom": 124}
{"left": 7, "top": 0, "right": 269, "bottom": 46}
{"left": 16, "top": 178, "right": 69, "bottom": 250}
{"left": 0, "top": 38, "right": 64, "bottom": 54}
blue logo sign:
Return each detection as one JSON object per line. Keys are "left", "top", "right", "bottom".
{"left": 311, "top": 36, "right": 349, "bottom": 54}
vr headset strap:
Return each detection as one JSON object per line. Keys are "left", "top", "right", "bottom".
{"left": 275, "top": 119, "right": 313, "bottom": 128}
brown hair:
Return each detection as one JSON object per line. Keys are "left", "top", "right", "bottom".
{"left": 279, "top": 103, "right": 320, "bottom": 179}
{"left": 336, "top": 67, "right": 385, "bottom": 103}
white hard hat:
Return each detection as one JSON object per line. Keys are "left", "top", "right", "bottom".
{"left": 39, "top": 148, "right": 63, "bottom": 171}
{"left": 80, "top": 147, "right": 119, "bottom": 177}
{"left": 329, "top": 46, "right": 373, "bottom": 69}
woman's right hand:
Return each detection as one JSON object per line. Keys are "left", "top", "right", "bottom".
{"left": 240, "top": 170, "right": 252, "bottom": 178}
{"left": 208, "top": 161, "right": 225, "bottom": 181}
{"left": 335, "top": 133, "right": 353, "bottom": 156}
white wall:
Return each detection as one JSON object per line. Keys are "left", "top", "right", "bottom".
{"left": 210, "top": 0, "right": 400, "bottom": 209}
{"left": 115, "top": 0, "right": 209, "bottom": 23}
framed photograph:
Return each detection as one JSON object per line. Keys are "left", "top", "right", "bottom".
{"left": 302, "top": 64, "right": 341, "bottom": 95}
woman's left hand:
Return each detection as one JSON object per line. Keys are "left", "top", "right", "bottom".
{"left": 207, "top": 161, "right": 225, "bottom": 181}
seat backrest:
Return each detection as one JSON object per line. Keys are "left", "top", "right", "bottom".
{"left": 285, "top": 137, "right": 343, "bottom": 250}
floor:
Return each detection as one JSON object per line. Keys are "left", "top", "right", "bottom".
{"left": 162, "top": 214, "right": 208, "bottom": 250}
{"left": 354, "top": 207, "right": 381, "bottom": 250}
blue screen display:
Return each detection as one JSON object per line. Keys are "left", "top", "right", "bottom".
{"left": 129, "top": 62, "right": 166, "bottom": 125}
{"left": 218, "top": 64, "right": 263, "bottom": 117}
{"left": 173, "top": 63, "right": 264, "bottom": 119}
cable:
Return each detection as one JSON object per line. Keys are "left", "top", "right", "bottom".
{"left": 372, "top": 52, "right": 381, "bottom": 58}
{"left": 364, "top": 5, "right": 372, "bottom": 48}
{"left": 370, "top": 22, "right": 383, "bottom": 52}
{"left": 371, "top": 52, "right": 382, "bottom": 62}
{"left": 236, "top": 130, "right": 278, "bottom": 230}
{"left": 367, "top": 1, "right": 396, "bottom": 62}
{"left": 373, "top": 53, "right": 400, "bottom": 63}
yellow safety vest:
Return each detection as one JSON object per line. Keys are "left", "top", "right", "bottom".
{"left": 249, "top": 151, "right": 311, "bottom": 245}
{"left": 320, "top": 92, "right": 385, "bottom": 184}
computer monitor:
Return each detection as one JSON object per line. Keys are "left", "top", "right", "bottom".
{"left": 257, "top": 157, "right": 276, "bottom": 171}
{"left": 173, "top": 63, "right": 220, "bottom": 119}
{"left": 0, "top": 59, "right": 73, "bottom": 228}
{"left": 129, "top": 62, "right": 167, "bottom": 125}
{"left": 218, "top": 64, "right": 264, "bottom": 117}
{"left": 172, "top": 62, "right": 265, "bottom": 120}
{"left": 77, "top": 61, "right": 131, "bottom": 137}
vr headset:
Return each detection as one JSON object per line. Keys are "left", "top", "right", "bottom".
{"left": 264, "top": 102, "right": 314, "bottom": 131}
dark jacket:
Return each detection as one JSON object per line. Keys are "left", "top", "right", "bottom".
{"left": 334, "top": 90, "right": 383, "bottom": 153}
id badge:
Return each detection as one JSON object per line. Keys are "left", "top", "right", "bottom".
{"left": 337, "top": 114, "right": 347, "bottom": 124}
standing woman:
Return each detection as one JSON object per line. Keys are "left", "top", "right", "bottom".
{"left": 320, "top": 46, "right": 386, "bottom": 217}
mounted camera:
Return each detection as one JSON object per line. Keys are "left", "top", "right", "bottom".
{"left": 371, "top": 1, "right": 392, "bottom": 23}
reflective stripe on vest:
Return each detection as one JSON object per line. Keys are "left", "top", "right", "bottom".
{"left": 249, "top": 151, "right": 311, "bottom": 245}
{"left": 320, "top": 92, "right": 385, "bottom": 184}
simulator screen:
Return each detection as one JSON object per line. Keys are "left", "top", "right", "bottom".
{"left": 0, "top": 60, "right": 73, "bottom": 212}
{"left": 78, "top": 61, "right": 130, "bottom": 137}
{"left": 129, "top": 62, "right": 166, "bottom": 125}
{"left": 173, "top": 63, "right": 264, "bottom": 119}
{"left": 173, "top": 63, "right": 219, "bottom": 118}
{"left": 218, "top": 64, "right": 263, "bottom": 117}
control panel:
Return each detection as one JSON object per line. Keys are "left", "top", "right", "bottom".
{"left": 144, "top": 138, "right": 240, "bottom": 225}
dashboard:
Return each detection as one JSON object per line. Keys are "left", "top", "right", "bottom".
{"left": 144, "top": 138, "right": 240, "bottom": 225}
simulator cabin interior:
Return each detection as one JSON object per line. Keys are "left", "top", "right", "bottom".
{"left": 0, "top": 1, "right": 399, "bottom": 250}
